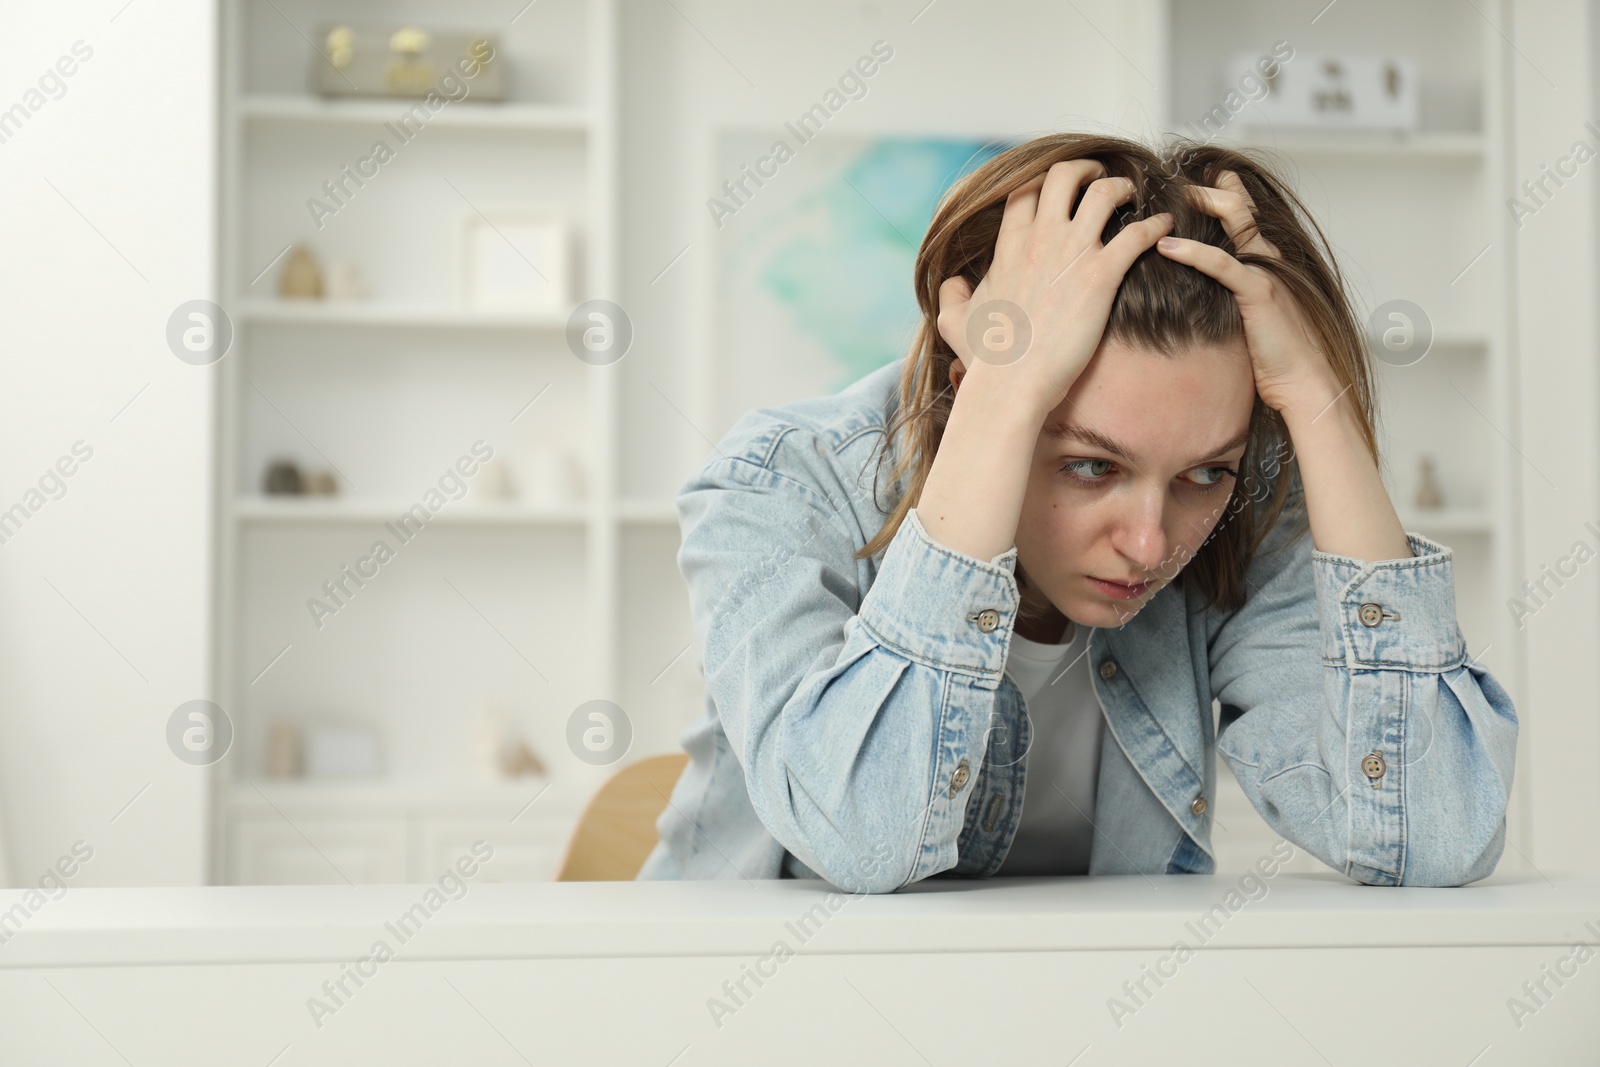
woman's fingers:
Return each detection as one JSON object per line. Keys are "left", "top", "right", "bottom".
{"left": 1154, "top": 235, "right": 1267, "bottom": 297}
{"left": 1068, "top": 175, "right": 1138, "bottom": 243}
{"left": 1185, "top": 170, "right": 1278, "bottom": 257}
{"left": 997, "top": 160, "right": 1123, "bottom": 284}
{"left": 1214, "top": 169, "right": 1256, "bottom": 207}
{"left": 993, "top": 174, "right": 1047, "bottom": 267}
{"left": 1035, "top": 158, "right": 1109, "bottom": 228}
{"left": 1099, "top": 212, "right": 1175, "bottom": 277}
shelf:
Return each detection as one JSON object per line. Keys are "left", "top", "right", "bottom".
{"left": 1428, "top": 332, "right": 1491, "bottom": 349}
{"left": 1219, "top": 130, "right": 1486, "bottom": 162}
{"left": 236, "top": 496, "right": 682, "bottom": 527}
{"left": 225, "top": 776, "right": 579, "bottom": 814}
{"left": 1397, "top": 508, "right": 1495, "bottom": 535}
{"left": 1369, "top": 331, "right": 1491, "bottom": 358}
{"left": 238, "top": 94, "right": 591, "bottom": 133}
{"left": 236, "top": 299, "right": 570, "bottom": 330}
{"left": 233, "top": 497, "right": 587, "bottom": 525}
{"left": 615, "top": 497, "right": 679, "bottom": 523}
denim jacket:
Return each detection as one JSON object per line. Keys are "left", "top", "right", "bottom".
{"left": 637, "top": 358, "right": 1520, "bottom": 892}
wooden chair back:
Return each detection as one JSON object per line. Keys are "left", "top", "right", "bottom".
{"left": 554, "top": 752, "right": 690, "bottom": 881}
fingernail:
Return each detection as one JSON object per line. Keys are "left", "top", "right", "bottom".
{"left": 1158, "top": 236, "right": 1177, "bottom": 250}
{"left": 1156, "top": 212, "right": 1174, "bottom": 224}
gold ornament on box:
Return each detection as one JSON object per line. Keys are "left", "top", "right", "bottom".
{"left": 312, "top": 24, "right": 505, "bottom": 100}
{"left": 326, "top": 25, "right": 354, "bottom": 70}
{"left": 386, "top": 27, "right": 434, "bottom": 95}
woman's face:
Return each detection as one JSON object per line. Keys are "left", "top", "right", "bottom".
{"left": 1011, "top": 335, "right": 1256, "bottom": 630}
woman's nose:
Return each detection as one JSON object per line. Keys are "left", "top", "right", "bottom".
{"left": 1111, "top": 494, "right": 1169, "bottom": 576}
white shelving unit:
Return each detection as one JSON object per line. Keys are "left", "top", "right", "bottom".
{"left": 234, "top": 297, "right": 571, "bottom": 328}
{"left": 238, "top": 94, "right": 592, "bottom": 131}
{"left": 211, "top": 0, "right": 695, "bottom": 885}
{"left": 1235, "top": 129, "right": 1488, "bottom": 160}
{"left": 208, "top": 0, "right": 1529, "bottom": 886}
{"left": 1168, "top": 0, "right": 1529, "bottom": 875}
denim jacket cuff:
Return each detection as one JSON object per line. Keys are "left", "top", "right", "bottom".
{"left": 856, "top": 507, "right": 1020, "bottom": 684}
{"left": 1313, "top": 531, "right": 1468, "bottom": 671}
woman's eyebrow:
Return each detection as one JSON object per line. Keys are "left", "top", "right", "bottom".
{"left": 1043, "top": 419, "right": 1251, "bottom": 467}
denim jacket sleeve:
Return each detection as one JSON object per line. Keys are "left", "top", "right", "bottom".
{"left": 677, "top": 441, "right": 1019, "bottom": 894}
{"left": 1208, "top": 485, "right": 1519, "bottom": 886}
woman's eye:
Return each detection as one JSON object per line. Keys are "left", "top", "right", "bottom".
{"left": 1189, "top": 466, "right": 1235, "bottom": 487}
{"left": 1060, "top": 459, "right": 1114, "bottom": 482}
{"left": 1058, "top": 460, "right": 1238, "bottom": 490}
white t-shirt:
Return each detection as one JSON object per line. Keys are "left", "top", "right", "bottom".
{"left": 992, "top": 621, "right": 1106, "bottom": 876}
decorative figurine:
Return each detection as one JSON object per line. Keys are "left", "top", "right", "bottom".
{"left": 1415, "top": 455, "right": 1445, "bottom": 510}
{"left": 324, "top": 259, "right": 364, "bottom": 301}
{"left": 523, "top": 445, "right": 583, "bottom": 506}
{"left": 279, "top": 244, "right": 324, "bottom": 300}
{"left": 473, "top": 703, "right": 511, "bottom": 779}
{"left": 501, "top": 738, "right": 546, "bottom": 778}
{"left": 476, "top": 457, "right": 514, "bottom": 499}
{"left": 265, "top": 719, "right": 302, "bottom": 778}
{"left": 305, "top": 470, "right": 339, "bottom": 495}
{"left": 263, "top": 459, "right": 304, "bottom": 495}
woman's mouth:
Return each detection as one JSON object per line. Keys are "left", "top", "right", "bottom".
{"left": 1087, "top": 576, "right": 1154, "bottom": 600}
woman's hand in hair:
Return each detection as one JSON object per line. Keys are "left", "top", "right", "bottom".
{"left": 1158, "top": 170, "right": 1413, "bottom": 563}
{"left": 1153, "top": 170, "right": 1339, "bottom": 414}
{"left": 936, "top": 159, "right": 1175, "bottom": 417}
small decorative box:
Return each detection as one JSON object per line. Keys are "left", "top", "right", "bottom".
{"left": 312, "top": 24, "right": 506, "bottom": 101}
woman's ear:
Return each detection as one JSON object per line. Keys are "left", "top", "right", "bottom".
{"left": 936, "top": 274, "right": 975, "bottom": 368}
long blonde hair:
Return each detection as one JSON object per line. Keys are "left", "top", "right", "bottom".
{"left": 859, "top": 132, "right": 1379, "bottom": 618}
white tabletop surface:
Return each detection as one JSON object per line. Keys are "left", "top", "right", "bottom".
{"left": 2, "top": 871, "right": 1594, "bottom": 967}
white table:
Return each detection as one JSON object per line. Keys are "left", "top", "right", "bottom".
{"left": 2, "top": 872, "right": 1596, "bottom": 1064}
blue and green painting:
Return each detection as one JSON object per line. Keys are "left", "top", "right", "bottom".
{"left": 716, "top": 132, "right": 1017, "bottom": 407}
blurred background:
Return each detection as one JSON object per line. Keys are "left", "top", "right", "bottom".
{"left": 0, "top": 0, "right": 1593, "bottom": 888}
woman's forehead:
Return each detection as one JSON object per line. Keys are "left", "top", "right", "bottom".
{"left": 1042, "top": 338, "right": 1255, "bottom": 463}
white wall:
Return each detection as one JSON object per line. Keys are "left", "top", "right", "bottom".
{"left": 616, "top": 0, "right": 1169, "bottom": 499}
{"left": 1513, "top": 0, "right": 1600, "bottom": 875}
{"left": 0, "top": 0, "right": 214, "bottom": 884}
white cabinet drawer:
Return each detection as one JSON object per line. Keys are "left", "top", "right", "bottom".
{"left": 228, "top": 817, "right": 409, "bottom": 885}
{"left": 411, "top": 817, "right": 572, "bottom": 882}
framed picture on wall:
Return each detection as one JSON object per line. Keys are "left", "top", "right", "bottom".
{"left": 461, "top": 207, "right": 569, "bottom": 311}
{"left": 707, "top": 126, "right": 1018, "bottom": 430}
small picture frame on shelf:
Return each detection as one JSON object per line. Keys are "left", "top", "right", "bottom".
{"left": 462, "top": 207, "right": 568, "bottom": 312}
{"left": 304, "top": 724, "right": 382, "bottom": 778}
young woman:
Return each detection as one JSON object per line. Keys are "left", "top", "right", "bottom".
{"left": 637, "top": 133, "right": 1519, "bottom": 892}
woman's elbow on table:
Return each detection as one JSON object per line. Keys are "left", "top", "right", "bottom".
{"left": 825, "top": 847, "right": 911, "bottom": 895}
{"left": 1394, "top": 813, "right": 1510, "bottom": 887}
{"left": 759, "top": 793, "right": 920, "bottom": 894}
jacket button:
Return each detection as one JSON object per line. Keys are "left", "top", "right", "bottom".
{"left": 1190, "top": 796, "right": 1207, "bottom": 816}
{"left": 1358, "top": 603, "right": 1384, "bottom": 627}
{"left": 1099, "top": 660, "right": 1118, "bottom": 680}
{"left": 1361, "top": 751, "right": 1386, "bottom": 785}
{"left": 969, "top": 609, "right": 1000, "bottom": 633}
{"left": 948, "top": 758, "right": 971, "bottom": 797}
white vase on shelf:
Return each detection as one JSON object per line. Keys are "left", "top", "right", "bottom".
{"left": 523, "top": 445, "right": 582, "bottom": 506}
{"left": 323, "top": 259, "right": 365, "bottom": 301}
{"left": 476, "top": 457, "right": 515, "bottom": 501}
